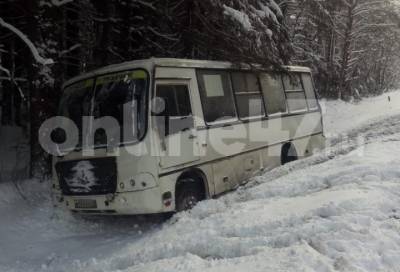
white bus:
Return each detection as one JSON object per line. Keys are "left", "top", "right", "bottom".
{"left": 52, "top": 58, "right": 325, "bottom": 215}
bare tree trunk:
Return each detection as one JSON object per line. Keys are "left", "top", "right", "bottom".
{"left": 338, "top": 0, "right": 357, "bottom": 100}
{"left": 25, "top": 0, "right": 42, "bottom": 178}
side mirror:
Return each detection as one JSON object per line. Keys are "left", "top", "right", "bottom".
{"left": 50, "top": 128, "right": 67, "bottom": 144}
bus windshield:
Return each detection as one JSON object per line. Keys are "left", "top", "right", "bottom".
{"left": 59, "top": 69, "right": 148, "bottom": 149}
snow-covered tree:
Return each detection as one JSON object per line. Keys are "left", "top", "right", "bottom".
{"left": 287, "top": 0, "right": 400, "bottom": 99}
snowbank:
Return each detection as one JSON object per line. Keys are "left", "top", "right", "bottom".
{"left": 71, "top": 141, "right": 400, "bottom": 272}
{"left": 321, "top": 90, "right": 400, "bottom": 135}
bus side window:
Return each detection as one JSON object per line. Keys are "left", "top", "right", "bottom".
{"left": 282, "top": 73, "right": 308, "bottom": 113}
{"left": 231, "top": 72, "right": 265, "bottom": 119}
{"left": 259, "top": 73, "right": 287, "bottom": 115}
{"left": 197, "top": 70, "right": 237, "bottom": 124}
{"left": 155, "top": 84, "right": 193, "bottom": 136}
{"left": 301, "top": 73, "right": 319, "bottom": 110}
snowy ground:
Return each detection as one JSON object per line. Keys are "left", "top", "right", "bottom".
{"left": 2, "top": 91, "right": 400, "bottom": 272}
{"left": 320, "top": 92, "right": 400, "bottom": 134}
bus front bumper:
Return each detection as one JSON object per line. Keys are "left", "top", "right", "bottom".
{"left": 60, "top": 187, "right": 173, "bottom": 215}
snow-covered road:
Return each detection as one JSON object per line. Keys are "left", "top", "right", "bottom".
{"left": 2, "top": 92, "right": 400, "bottom": 272}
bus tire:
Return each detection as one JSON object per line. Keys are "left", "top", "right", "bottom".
{"left": 281, "top": 143, "right": 298, "bottom": 165}
{"left": 175, "top": 178, "right": 204, "bottom": 212}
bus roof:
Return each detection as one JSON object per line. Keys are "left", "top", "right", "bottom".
{"left": 63, "top": 58, "right": 312, "bottom": 88}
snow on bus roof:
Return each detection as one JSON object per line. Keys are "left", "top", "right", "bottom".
{"left": 62, "top": 58, "right": 311, "bottom": 88}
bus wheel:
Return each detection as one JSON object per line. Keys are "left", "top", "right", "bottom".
{"left": 281, "top": 143, "right": 298, "bottom": 165}
{"left": 176, "top": 179, "right": 204, "bottom": 212}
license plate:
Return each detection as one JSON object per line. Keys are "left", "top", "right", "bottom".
{"left": 74, "top": 199, "right": 97, "bottom": 209}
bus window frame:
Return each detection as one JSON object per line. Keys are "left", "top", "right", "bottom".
{"left": 259, "top": 72, "right": 289, "bottom": 117}
{"left": 192, "top": 67, "right": 323, "bottom": 130}
{"left": 196, "top": 69, "right": 239, "bottom": 126}
{"left": 300, "top": 73, "right": 319, "bottom": 110}
{"left": 282, "top": 72, "right": 310, "bottom": 114}
{"left": 153, "top": 81, "right": 195, "bottom": 137}
{"left": 230, "top": 71, "right": 267, "bottom": 121}
{"left": 60, "top": 68, "right": 150, "bottom": 151}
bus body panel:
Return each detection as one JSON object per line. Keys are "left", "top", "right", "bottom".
{"left": 53, "top": 58, "right": 325, "bottom": 215}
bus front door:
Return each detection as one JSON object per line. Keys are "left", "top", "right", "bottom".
{"left": 154, "top": 81, "right": 200, "bottom": 169}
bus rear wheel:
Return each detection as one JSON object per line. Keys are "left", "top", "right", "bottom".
{"left": 175, "top": 180, "right": 204, "bottom": 212}
{"left": 281, "top": 143, "right": 298, "bottom": 165}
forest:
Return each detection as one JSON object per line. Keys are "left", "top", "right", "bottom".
{"left": 1, "top": 0, "right": 400, "bottom": 179}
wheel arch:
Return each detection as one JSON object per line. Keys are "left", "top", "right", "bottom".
{"left": 176, "top": 168, "right": 209, "bottom": 199}
{"left": 281, "top": 141, "right": 298, "bottom": 165}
